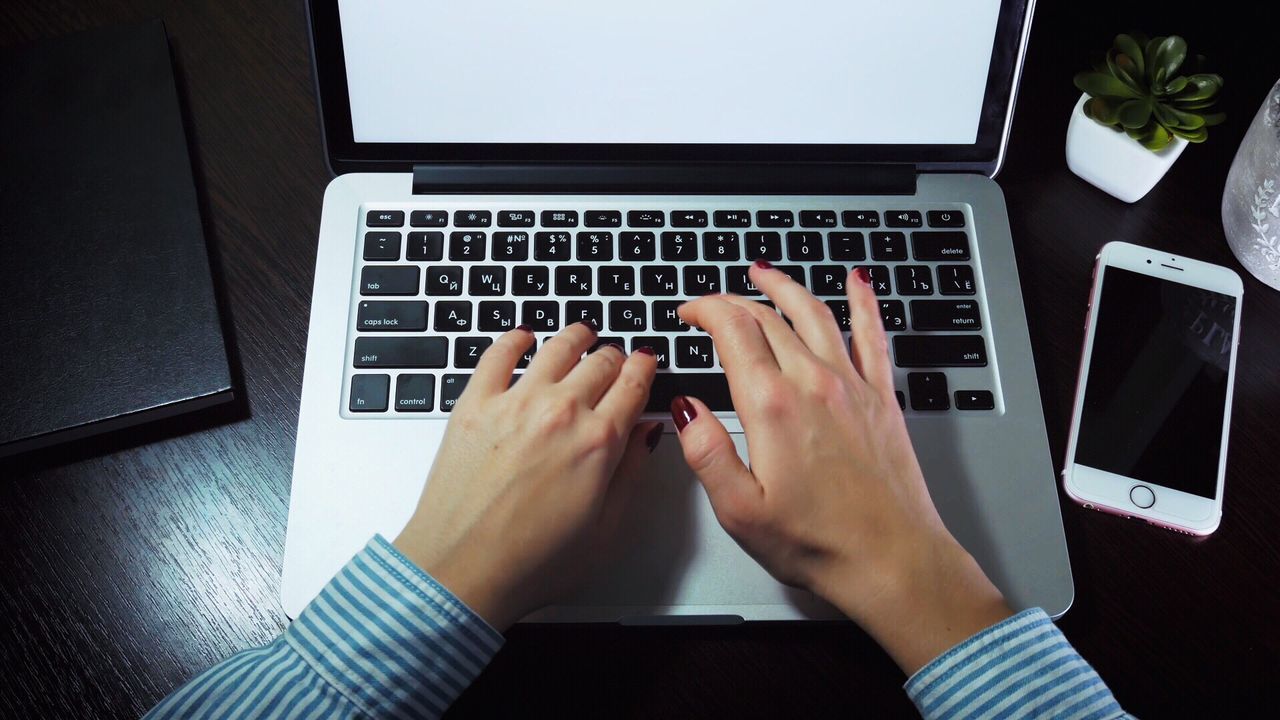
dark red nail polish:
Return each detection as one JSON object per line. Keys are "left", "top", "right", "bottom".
{"left": 635, "top": 345, "right": 655, "bottom": 356}
{"left": 670, "top": 396, "right": 697, "bottom": 432}
{"left": 645, "top": 423, "right": 665, "bottom": 452}
{"left": 578, "top": 319, "right": 599, "bottom": 333}
{"left": 753, "top": 259, "right": 773, "bottom": 270}
{"left": 853, "top": 267, "right": 871, "bottom": 286}
{"left": 516, "top": 324, "right": 532, "bottom": 332}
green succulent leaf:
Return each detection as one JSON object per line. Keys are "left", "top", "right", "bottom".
{"left": 1114, "top": 34, "right": 1146, "bottom": 77}
{"left": 1176, "top": 74, "right": 1223, "bottom": 102}
{"left": 1170, "top": 126, "right": 1209, "bottom": 143}
{"left": 1141, "top": 125, "right": 1175, "bottom": 150}
{"left": 1083, "top": 96, "right": 1123, "bottom": 125}
{"left": 1107, "top": 50, "right": 1145, "bottom": 93}
{"left": 1117, "top": 99, "right": 1153, "bottom": 129}
{"left": 1152, "top": 36, "right": 1188, "bottom": 81}
{"left": 1200, "top": 112, "right": 1227, "bottom": 127}
{"left": 1075, "top": 71, "right": 1141, "bottom": 99}
{"left": 1161, "top": 76, "right": 1189, "bottom": 95}
{"left": 1143, "top": 36, "right": 1165, "bottom": 79}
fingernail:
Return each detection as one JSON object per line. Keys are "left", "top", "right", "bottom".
{"left": 646, "top": 423, "right": 665, "bottom": 452}
{"left": 593, "top": 342, "right": 624, "bottom": 354}
{"left": 578, "top": 320, "right": 599, "bottom": 333}
{"left": 516, "top": 324, "right": 532, "bottom": 332}
{"left": 853, "top": 267, "right": 871, "bottom": 286}
{"left": 753, "top": 259, "right": 773, "bottom": 270}
{"left": 670, "top": 396, "right": 697, "bottom": 432}
{"left": 635, "top": 345, "right": 655, "bottom": 356}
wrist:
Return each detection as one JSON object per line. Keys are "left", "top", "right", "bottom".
{"left": 392, "top": 525, "right": 519, "bottom": 632}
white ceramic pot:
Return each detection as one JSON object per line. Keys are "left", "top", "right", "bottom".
{"left": 1065, "top": 93, "right": 1187, "bottom": 203}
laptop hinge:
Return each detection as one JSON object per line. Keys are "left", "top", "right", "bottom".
{"left": 411, "top": 163, "right": 917, "bottom": 195}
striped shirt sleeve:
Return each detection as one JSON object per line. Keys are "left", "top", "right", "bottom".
{"left": 904, "top": 608, "right": 1131, "bottom": 720}
{"left": 145, "top": 534, "right": 504, "bottom": 720}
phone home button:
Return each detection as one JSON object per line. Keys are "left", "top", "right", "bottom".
{"left": 1130, "top": 485, "right": 1156, "bottom": 509}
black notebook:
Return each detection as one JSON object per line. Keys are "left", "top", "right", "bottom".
{"left": 0, "top": 21, "right": 232, "bottom": 458}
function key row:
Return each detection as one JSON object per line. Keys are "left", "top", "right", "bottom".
{"left": 366, "top": 209, "right": 967, "bottom": 230}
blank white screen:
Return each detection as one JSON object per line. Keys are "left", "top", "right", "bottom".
{"left": 337, "top": 0, "right": 1003, "bottom": 145}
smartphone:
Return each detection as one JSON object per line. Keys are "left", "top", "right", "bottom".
{"left": 1063, "top": 241, "right": 1243, "bottom": 535}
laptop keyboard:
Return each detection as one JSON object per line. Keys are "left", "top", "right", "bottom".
{"left": 344, "top": 202, "right": 998, "bottom": 417}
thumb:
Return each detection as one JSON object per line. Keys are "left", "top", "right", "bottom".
{"left": 670, "top": 396, "right": 758, "bottom": 520}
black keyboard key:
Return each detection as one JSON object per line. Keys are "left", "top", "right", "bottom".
{"left": 856, "top": 265, "right": 891, "bottom": 296}
{"left": 895, "top": 265, "right": 935, "bottom": 295}
{"left": 394, "top": 374, "right": 435, "bottom": 412}
{"left": 786, "top": 232, "right": 824, "bottom": 261}
{"left": 631, "top": 337, "right": 671, "bottom": 368}
{"left": 513, "top": 266, "right": 550, "bottom": 295}
{"left": 775, "top": 265, "right": 807, "bottom": 287}
{"left": 599, "top": 267, "right": 636, "bottom": 296}
{"left": 498, "top": 210, "right": 535, "bottom": 227}
{"left": 661, "top": 231, "right": 698, "bottom": 261}
{"left": 555, "top": 266, "right": 593, "bottom": 296}
{"left": 366, "top": 210, "right": 404, "bottom": 227}
{"left": 522, "top": 301, "right": 560, "bottom": 331}
{"left": 829, "top": 232, "right": 866, "bottom": 261}
{"left": 590, "top": 336, "right": 624, "bottom": 354}
{"left": 493, "top": 231, "right": 530, "bottom": 261}
{"left": 577, "top": 232, "right": 614, "bottom": 261}
{"left": 683, "top": 266, "right": 721, "bottom": 296}
{"left": 714, "top": 210, "right": 751, "bottom": 227}
{"left": 955, "top": 390, "right": 995, "bottom": 410}
{"left": 479, "top": 301, "right": 517, "bottom": 331}
{"left": 726, "top": 266, "right": 760, "bottom": 295}
{"left": 354, "top": 337, "right": 448, "bottom": 368}
{"left": 885, "top": 210, "right": 923, "bottom": 228}
{"left": 895, "top": 391, "right": 905, "bottom": 410}
{"left": 894, "top": 336, "right": 987, "bottom": 367}
{"left": 627, "top": 210, "right": 665, "bottom": 227}
{"left": 407, "top": 232, "right": 444, "bottom": 261}
{"left": 745, "top": 232, "right": 782, "bottom": 261}
{"left": 585, "top": 210, "right": 622, "bottom": 228}
{"left": 826, "top": 300, "right": 851, "bottom": 329}
{"left": 619, "top": 231, "right": 656, "bottom": 261}
{"left": 454, "top": 210, "right": 492, "bottom": 227}
{"left": 908, "top": 372, "right": 949, "bottom": 411}
{"left": 641, "top": 266, "right": 679, "bottom": 296}
{"left": 675, "top": 336, "right": 714, "bottom": 368}
{"left": 425, "top": 266, "right": 462, "bottom": 295}
{"left": 349, "top": 374, "right": 390, "bottom": 412}
{"left": 361, "top": 266, "right": 420, "bottom": 296}
{"left": 363, "top": 232, "right": 401, "bottom": 261}
{"left": 810, "top": 265, "right": 847, "bottom": 296}
{"left": 440, "top": 374, "right": 469, "bottom": 412}
{"left": 671, "top": 210, "right": 709, "bottom": 228}
{"left": 842, "top": 210, "right": 880, "bottom": 228}
{"left": 870, "top": 232, "right": 908, "bottom": 261}
{"left": 645, "top": 373, "right": 732, "bottom": 412}
{"left": 609, "top": 301, "right": 647, "bottom": 331}
{"left": 433, "top": 301, "right": 473, "bottom": 332}
{"left": 799, "top": 210, "right": 837, "bottom": 228}
{"left": 566, "top": 300, "right": 603, "bottom": 329}
{"left": 454, "top": 337, "right": 493, "bottom": 369}
{"left": 449, "top": 231, "right": 486, "bottom": 261}
{"left": 468, "top": 266, "right": 506, "bottom": 296}
{"left": 652, "top": 301, "right": 689, "bottom": 331}
{"left": 541, "top": 210, "right": 579, "bottom": 227}
{"left": 880, "top": 300, "right": 907, "bottom": 332}
{"left": 757, "top": 210, "right": 794, "bottom": 228}
{"left": 913, "top": 232, "right": 971, "bottom": 261}
{"left": 938, "top": 265, "right": 976, "bottom": 295}
{"left": 911, "top": 300, "right": 982, "bottom": 331}
{"left": 702, "top": 232, "right": 741, "bottom": 261}
{"left": 410, "top": 210, "right": 448, "bottom": 227}
{"left": 534, "top": 232, "right": 572, "bottom": 261}
{"left": 356, "top": 301, "right": 428, "bottom": 332}
{"left": 927, "top": 210, "right": 966, "bottom": 228}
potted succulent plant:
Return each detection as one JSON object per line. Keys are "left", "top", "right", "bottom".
{"left": 1066, "top": 33, "right": 1224, "bottom": 203}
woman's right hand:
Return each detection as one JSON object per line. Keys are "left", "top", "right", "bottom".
{"left": 672, "top": 261, "right": 1013, "bottom": 675}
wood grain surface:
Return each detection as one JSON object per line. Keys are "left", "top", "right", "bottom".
{"left": 1, "top": 2, "right": 1276, "bottom": 717}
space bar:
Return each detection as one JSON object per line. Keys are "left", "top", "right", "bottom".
{"left": 645, "top": 373, "right": 734, "bottom": 412}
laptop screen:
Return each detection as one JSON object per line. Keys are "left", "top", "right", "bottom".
{"left": 337, "top": 0, "right": 1003, "bottom": 146}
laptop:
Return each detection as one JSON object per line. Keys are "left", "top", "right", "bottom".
{"left": 283, "top": 0, "right": 1073, "bottom": 622}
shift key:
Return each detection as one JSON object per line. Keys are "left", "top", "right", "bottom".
{"left": 893, "top": 335, "right": 988, "bottom": 367}
{"left": 354, "top": 337, "right": 448, "bottom": 368}
{"left": 356, "top": 301, "right": 428, "bottom": 331}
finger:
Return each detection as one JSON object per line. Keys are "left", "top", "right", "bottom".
{"left": 594, "top": 349, "right": 658, "bottom": 433}
{"left": 678, "top": 295, "right": 780, "bottom": 383}
{"left": 750, "top": 260, "right": 849, "bottom": 366}
{"left": 670, "top": 396, "right": 760, "bottom": 531}
{"left": 523, "top": 321, "right": 598, "bottom": 383}
{"left": 596, "top": 421, "right": 664, "bottom": 537}
{"left": 847, "top": 267, "right": 895, "bottom": 396}
{"left": 690, "top": 293, "right": 810, "bottom": 374}
{"left": 560, "top": 342, "right": 630, "bottom": 407}
{"left": 467, "top": 324, "right": 533, "bottom": 396}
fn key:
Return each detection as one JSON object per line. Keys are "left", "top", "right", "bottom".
{"left": 349, "top": 374, "right": 389, "bottom": 412}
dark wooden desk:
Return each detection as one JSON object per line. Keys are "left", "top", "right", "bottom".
{"left": 2, "top": 2, "right": 1277, "bottom": 717}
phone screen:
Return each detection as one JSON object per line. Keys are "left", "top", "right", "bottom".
{"left": 1075, "top": 267, "right": 1236, "bottom": 498}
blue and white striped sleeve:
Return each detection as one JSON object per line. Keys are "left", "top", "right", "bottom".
{"left": 145, "top": 535, "right": 504, "bottom": 720}
{"left": 904, "top": 608, "right": 1131, "bottom": 720}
